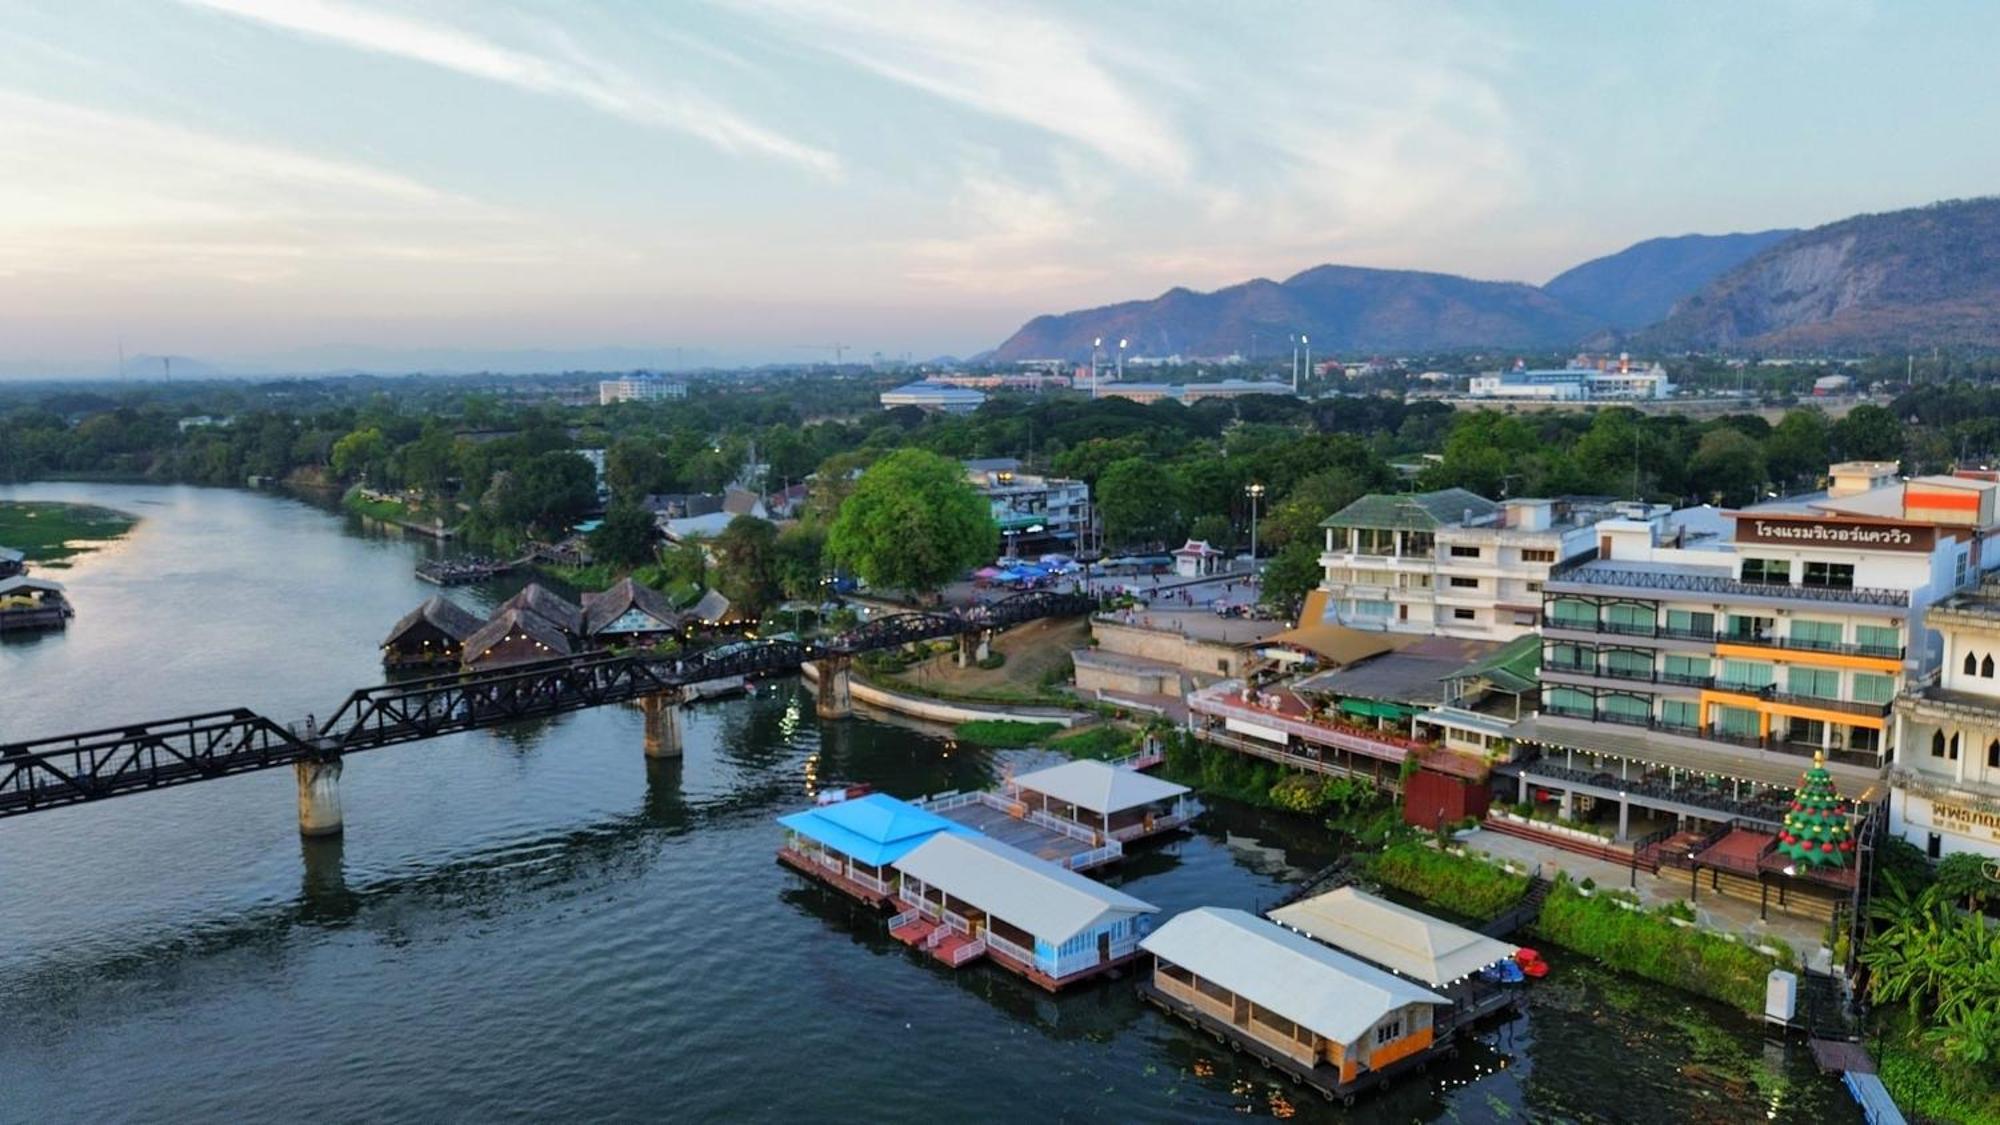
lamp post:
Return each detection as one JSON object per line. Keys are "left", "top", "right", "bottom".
{"left": 1291, "top": 335, "right": 1299, "bottom": 391}
{"left": 1244, "top": 482, "right": 1265, "bottom": 566}
{"left": 1090, "top": 337, "right": 1102, "bottom": 399}
{"left": 1116, "top": 338, "right": 1127, "bottom": 382}
{"left": 1301, "top": 334, "right": 1310, "bottom": 394}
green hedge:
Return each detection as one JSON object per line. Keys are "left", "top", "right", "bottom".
{"left": 1047, "top": 725, "right": 1139, "bottom": 761}
{"left": 1367, "top": 841, "right": 1528, "bottom": 921}
{"left": 1533, "top": 879, "right": 1794, "bottom": 1014}
{"left": 951, "top": 720, "right": 1064, "bottom": 747}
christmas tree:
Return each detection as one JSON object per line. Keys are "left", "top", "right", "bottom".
{"left": 1776, "top": 751, "right": 1853, "bottom": 868}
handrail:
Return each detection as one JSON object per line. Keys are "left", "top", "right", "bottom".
{"left": 1547, "top": 565, "right": 1910, "bottom": 607}
{"left": 1544, "top": 619, "right": 1906, "bottom": 660}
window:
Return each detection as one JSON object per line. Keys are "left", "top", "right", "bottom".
{"left": 1790, "top": 620, "right": 1842, "bottom": 649}
{"left": 1375, "top": 1020, "right": 1403, "bottom": 1045}
{"left": 1665, "top": 609, "right": 1715, "bottom": 637}
{"left": 1713, "top": 704, "right": 1761, "bottom": 736}
{"left": 1933, "top": 730, "right": 1948, "bottom": 758}
{"left": 1662, "top": 700, "right": 1700, "bottom": 729}
{"left": 1550, "top": 599, "right": 1597, "bottom": 628}
{"left": 1741, "top": 558, "right": 1791, "bottom": 585}
{"left": 1802, "top": 562, "right": 1855, "bottom": 590}
{"left": 1352, "top": 600, "right": 1393, "bottom": 618}
{"left": 1355, "top": 527, "right": 1395, "bottom": 555}
{"left": 1785, "top": 717, "right": 1825, "bottom": 746}
{"left": 1726, "top": 615, "right": 1774, "bottom": 641}
{"left": 1522, "top": 548, "right": 1556, "bottom": 563}
{"left": 1787, "top": 666, "right": 1840, "bottom": 699}
{"left": 1450, "top": 545, "right": 1481, "bottom": 558}
{"left": 1990, "top": 740, "right": 2000, "bottom": 769}
{"left": 1603, "top": 603, "right": 1655, "bottom": 634}
{"left": 1547, "top": 644, "right": 1594, "bottom": 672}
{"left": 1453, "top": 608, "right": 1475, "bottom": 621}
{"left": 1958, "top": 551, "right": 1971, "bottom": 587}
{"left": 1719, "top": 659, "right": 1775, "bottom": 690}
{"left": 1857, "top": 625, "right": 1900, "bottom": 655}
{"left": 1603, "top": 649, "right": 1652, "bottom": 679}
{"left": 1526, "top": 581, "right": 1543, "bottom": 593}
{"left": 1664, "top": 654, "right": 1711, "bottom": 683}
{"left": 1966, "top": 652, "right": 1980, "bottom": 677}
{"left": 1449, "top": 576, "right": 1480, "bottom": 589}
{"left": 1402, "top": 532, "right": 1435, "bottom": 559}
{"left": 1851, "top": 673, "right": 1895, "bottom": 704}
{"left": 1951, "top": 733, "right": 1962, "bottom": 761}
{"left": 1547, "top": 687, "right": 1594, "bottom": 716}
{"left": 1600, "top": 693, "right": 1652, "bottom": 722}
{"left": 1985, "top": 655, "right": 1995, "bottom": 679}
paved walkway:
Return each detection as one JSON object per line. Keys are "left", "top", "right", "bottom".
{"left": 1461, "top": 827, "right": 1833, "bottom": 969}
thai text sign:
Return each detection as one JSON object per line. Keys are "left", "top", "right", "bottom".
{"left": 1933, "top": 799, "right": 2000, "bottom": 842}
{"left": 1736, "top": 517, "right": 1934, "bottom": 552}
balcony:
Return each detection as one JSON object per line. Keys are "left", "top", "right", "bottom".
{"left": 1533, "top": 709, "right": 1886, "bottom": 771}
{"left": 1547, "top": 563, "right": 1910, "bottom": 608}
{"left": 1546, "top": 618, "right": 1906, "bottom": 661}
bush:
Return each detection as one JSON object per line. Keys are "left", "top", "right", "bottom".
{"left": 951, "top": 720, "right": 1063, "bottom": 747}
{"left": 1533, "top": 879, "right": 1792, "bottom": 1014}
{"left": 1047, "top": 725, "right": 1139, "bottom": 761}
{"left": 1367, "top": 842, "right": 1529, "bottom": 921}
{"left": 976, "top": 651, "right": 1006, "bottom": 670}
{"left": 1268, "top": 772, "right": 1332, "bottom": 813}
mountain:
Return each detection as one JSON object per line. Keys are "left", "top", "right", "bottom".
{"left": 1639, "top": 198, "right": 2000, "bottom": 353}
{"left": 1542, "top": 230, "right": 1796, "bottom": 330}
{"left": 987, "top": 265, "right": 1600, "bottom": 361}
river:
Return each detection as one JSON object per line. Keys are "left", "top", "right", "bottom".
{"left": 0, "top": 483, "right": 1858, "bottom": 1123}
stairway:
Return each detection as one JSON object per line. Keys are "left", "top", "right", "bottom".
{"left": 1480, "top": 875, "right": 1554, "bottom": 938}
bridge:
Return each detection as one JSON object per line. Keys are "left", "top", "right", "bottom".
{"left": 0, "top": 589, "right": 1095, "bottom": 836}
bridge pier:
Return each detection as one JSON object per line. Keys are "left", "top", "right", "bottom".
{"left": 814, "top": 656, "right": 852, "bottom": 720}
{"left": 295, "top": 757, "right": 344, "bottom": 837}
{"left": 640, "top": 690, "right": 684, "bottom": 758}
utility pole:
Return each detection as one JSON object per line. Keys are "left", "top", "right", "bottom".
{"left": 1244, "top": 482, "right": 1265, "bottom": 565}
{"left": 1302, "top": 335, "right": 1310, "bottom": 394}
{"left": 1091, "top": 337, "right": 1102, "bottom": 399}
{"left": 1116, "top": 338, "right": 1127, "bottom": 382}
{"left": 1291, "top": 335, "right": 1299, "bottom": 391}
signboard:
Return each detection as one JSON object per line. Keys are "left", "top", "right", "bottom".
{"left": 1734, "top": 516, "right": 1934, "bottom": 553}
{"left": 1225, "top": 717, "right": 1289, "bottom": 745}
{"left": 1932, "top": 798, "right": 2000, "bottom": 844}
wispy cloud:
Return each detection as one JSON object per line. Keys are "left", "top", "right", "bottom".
{"left": 182, "top": 0, "right": 839, "bottom": 175}
{"left": 724, "top": 0, "right": 1187, "bottom": 176}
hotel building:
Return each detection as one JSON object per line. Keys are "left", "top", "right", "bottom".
{"left": 1890, "top": 588, "right": 2000, "bottom": 860}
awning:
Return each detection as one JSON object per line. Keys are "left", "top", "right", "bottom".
{"left": 1340, "top": 698, "right": 1415, "bottom": 720}
{"left": 1449, "top": 633, "right": 1541, "bottom": 694}
{"left": 1265, "top": 592, "right": 1419, "bottom": 666}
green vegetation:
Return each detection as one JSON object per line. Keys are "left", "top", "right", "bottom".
{"left": 950, "top": 720, "right": 1064, "bottom": 747}
{"left": 1859, "top": 874, "right": 2000, "bottom": 1121}
{"left": 1533, "top": 877, "right": 1794, "bottom": 1015}
{"left": 1046, "top": 724, "right": 1139, "bottom": 761}
{"left": 0, "top": 501, "right": 137, "bottom": 565}
{"left": 827, "top": 448, "right": 995, "bottom": 598}
{"left": 342, "top": 490, "right": 417, "bottom": 523}
{"left": 1875, "top": 1007, "right": 2000, "bottom": 1125}
{"left": 1367, "top": 841, "right": 1529, "bottom": 922}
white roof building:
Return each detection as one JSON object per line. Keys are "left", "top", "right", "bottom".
{"left": 1008, "top": 759, "right": 1190, "bottom": 817}
{"left": 1268, "top": 887, "right": 1518, "bottom": 987}
{"left": 1141, "top": 907, "right": 1448, "bottom": 1043}
{"left": 881, "top": 381, "right": 987, "bottom": 414}
{"left": 891, "top": 833, "right": 1157, "bottom": 944}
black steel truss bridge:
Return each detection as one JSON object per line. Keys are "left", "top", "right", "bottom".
{"left": 0, "top": 590, "right": 1096, "bottom": 821}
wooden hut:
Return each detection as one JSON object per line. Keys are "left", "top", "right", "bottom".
{"left": 499, "top": 583, "right": 583, "bottom": 640}
{"left": 461, "top": 607, "right": 572, "bottom": 669}
{"left": 380, "top": 594, "right": 483, "bottom": 669}
{"left": 777, "top": 793, "right": 977, "bottom": 907}
{"left": 889, "top": 833, "right": 1158, "bottom": 989}
{"left": 582, "top": 577, "right": 681, "bottom": 645}
{"left": 1005, "top": 759, "right": 1200, "bottom": 845}
{"left": 0, "top": 575, "right": 71, "bottom": 633}
{"left": 1140, "top": 907, "right": 1451, "bottom": 1103}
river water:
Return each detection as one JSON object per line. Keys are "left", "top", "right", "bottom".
{"left": 0, "top": 483, "right": 1857, "bottom": 1123}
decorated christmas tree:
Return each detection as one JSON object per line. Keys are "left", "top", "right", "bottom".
{"left": 1776, "top": 751, "right": 1854, "bottom": 868}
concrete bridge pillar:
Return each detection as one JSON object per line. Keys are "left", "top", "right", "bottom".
{"left": 296, "top": 757, "right": 344, "bottom": 837}
{"left": 640, "top": 690, "right": 684, "bottom": 758}
{"left": 956, "top": 633, "right": 976, "bottom": 668}
{"left": 975, "top": 630, "right": 992, "bottom": 663}
{"left": 815, "top": 656, "right": 852, "bottom": 720}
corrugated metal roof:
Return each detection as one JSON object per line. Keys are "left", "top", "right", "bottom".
{"left": 1320, "top": 489, "right": 1498, "bottom": 531}
{"left": 891, "top": 833, "right": 1156, "bottom": 943}
{"left": 1268, "top": 887, "right": 1518, "bottom": 987}
{"left": 777, "top": 794, "right": 976, "bottom": 868}
{"left": 1141, "top": 907, "right": 1448, "bottom": 1043}
{"left": 1010, "top": 759, "right": 1188, "bottom": 815}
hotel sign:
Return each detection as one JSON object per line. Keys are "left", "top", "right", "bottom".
{"left": 1736, "top": 517, "right": 1934, "bottom": 552}
{"left": 1933, "top": 799, "right": 2000, "bottom": 843}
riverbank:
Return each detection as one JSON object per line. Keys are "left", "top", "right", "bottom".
{"left": 0, "top": 500, "right": 137, "bottom": 566}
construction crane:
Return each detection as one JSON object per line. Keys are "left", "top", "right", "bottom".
{"left": 793, "top": 343, "right": 850, "bottom": 364}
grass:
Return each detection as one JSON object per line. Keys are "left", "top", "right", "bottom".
{"left": 951, "top": 720, "right": 1064, "bottom": 747}
{"left": 1367, "top": 841, "right": 1529, "bottom": 921}
{"left": 343, "top": 491, "right": 417, "bottom": 523}
{"left": 1046, "top": 724, "right": 1140, "bottom": 761}
{"left": 0, "top": 501, "right": 138, "bottom": 566}
{"left": 1874, "top": 1007, "right": 2000, "bottom": 1125}
{"left": 1532, "top": 877, "right": 1795, "bottom": 1015}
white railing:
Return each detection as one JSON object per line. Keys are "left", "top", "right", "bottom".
{"left": 1107, "top": 936, "right": 1140, "bottom": 961}
{"left": 1063, "top": 844, "right": 1122, "bottom": 870}
{"left": 918, "top": 790, "right": 981, "bottom": 812}
{"left": 1046, "top": 947, "right": 1101, "bottom": 981}
{"left": 949, "top": 939, "right": 987, "bottom": 966}
{"left": 888, "top": 907, "right": 922, "bottom": 930}
{"left": 983, "top": 931, "right": 1037, "bottom": 968}
{"left": 1025, "top": 808, "right": 1102, "bottom": 845}
{"left": 849, "top": 869, "right": 891, "bottom": 895}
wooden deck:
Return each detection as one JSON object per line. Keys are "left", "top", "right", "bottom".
{"left": 930, "top": 798, "right": 1117, "bottom": 869}
{"left": 774, "top": 847, "right": 896, "bottom": 908}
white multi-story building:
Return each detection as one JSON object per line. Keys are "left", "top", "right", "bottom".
{"left": 1892, "top": 591, "right": 2000, "bottom": 861}
{"left": 964, "top": 458, "right": 1092, "bottom": 555}
{"left": 1317, "top": 490, "right": 1607, "bottom": 639}
{"left": 1468, "top": 361, "right": 1672, "bottom": 401}
{"left": 598, "top": 374, "right": 687, "bottom": 404}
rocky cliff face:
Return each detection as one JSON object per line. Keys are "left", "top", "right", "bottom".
{"left": 1542, "top": 229, "right": 1796, "bottom": 330}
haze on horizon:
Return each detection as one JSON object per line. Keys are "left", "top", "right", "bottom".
{"left": 4, "top": 0, "right": 1998, "bottom": 376}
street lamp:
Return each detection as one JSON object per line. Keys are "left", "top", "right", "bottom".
{"left": 1244, "top": 482, "right": 1265, "bottom": 564}
{"left": 1116, "top": 338, "right": 1128, "bottom": 382}
{"left": 1090, "top": 337, "right": 1103, "bottom": 399}
{"left": 1300, "top": 334, "right": 1310, "bottom": 394}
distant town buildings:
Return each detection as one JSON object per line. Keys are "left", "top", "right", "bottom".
{"left": 881, "top": 380, "right": 987, "bottom": 414}
{"left": 1469, "top": 354, "right": 1672, "bottom": 401}
{"left": 598, "top": 374, "right": 688, "bottom": 405}
{"left": 964, "top": 458, "right": 1092, "bottom": 555}
{"left": 1092, "top": 379, "right": 1295, "bottom": 405}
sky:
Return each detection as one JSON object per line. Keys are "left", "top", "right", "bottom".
{"left": 4, "top": 0, "right": 2000, "bottom": 375}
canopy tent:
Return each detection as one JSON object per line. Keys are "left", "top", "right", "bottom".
{"left": 1338, "top": 698, "right": 1417, "bottom": 720}
{"left": 1268, "top": 886, "right": 1519, "bottom": 987}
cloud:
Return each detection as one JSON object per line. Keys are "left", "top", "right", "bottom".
{"left": 723, "top": 0, "right": 1187, "bottom": 176}
{"left": 182, "top": 0, "right": 839, "bottom": 175}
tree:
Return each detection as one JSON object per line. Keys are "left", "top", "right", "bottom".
{"left": 1765, "top": 408, "right": 1832, "bottom": 490}
{"left": 589, "top": 502, "right": 662, "bottom": 569}
{"left": 1188, "top": 514, "right": 1232, "bottom": 549}
{"left": 1776, "top": 752, "right": 1853, "bottom": 868}
{"left": 495, "top": 450, "right": 596, "bottom": 534}
{"left": 826, "top": 448, "right": 996, "bottom": 597}
{"left": 712, "top": 515, "right": 781, "bottom": 617}
{"left": 1263, "top": 468, "right": 1374, "bottom": 550}
{"left": 1833, "top": 403, "right": 1904, "bottom": 462}
{"left": 331, "top": 427, "right": 389, "bottom": 482}
{"left": 773, "top": 522, "right": 828, "bottom": 601}
{"left": 1098, "top": 457, "right": 1187, "bottom": 547}
{"left": 1258, "top": 541, "right": 1320, "bottom": 615}
{"left": 1688, "top": 427, "right": 1767, "bottom": 506}
{"left": 605, "top": 437, "right": 669, "bottom": 499}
